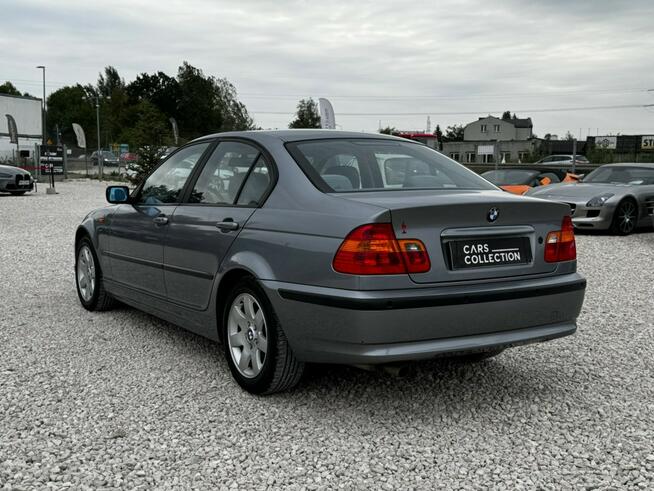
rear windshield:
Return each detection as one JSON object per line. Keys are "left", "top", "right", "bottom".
{"left": 286, "top": 139, "right": 496, "bottom": 192}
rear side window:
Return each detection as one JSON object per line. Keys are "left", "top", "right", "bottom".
{"left": 189, "top": 141, "right": 272, "bottom": 205}
{"left": 287, "top": 139, "right": 495, "bottom": 192}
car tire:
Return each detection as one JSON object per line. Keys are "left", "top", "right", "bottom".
{"left": 223, "top": 278, "right": 304, "bottom": 394}
{"left": 455, "top": 348, "right": 505, "bottom": 363}
{"left": 610, "top": 198, "right": 638, "bottom": 235}
{"left": 75, "top": 237, "right": 115, "bottom": 311}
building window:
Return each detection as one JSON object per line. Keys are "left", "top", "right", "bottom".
{"left": 449, "top": 153, "right": 461, "bottom": 162}
{"left": 481, "top": 154, "right": 494, "bottom": 164}
{"left": 518, "top": 152, "right": 529, "bottom": 162}
{"left": 500, "top": 151, "right": 511, "bottom": 163}
{"left": 494, "top": 124, "right": 501, "bottom": 133}
{"left": 466, "top": 152, "right": 476, "bottom": 163}
{"left": 480, "top": 124, "right": 487, "bottom": 133}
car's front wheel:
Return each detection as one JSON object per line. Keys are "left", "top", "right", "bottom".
{"left": 75, "top": 237, "right": 115, "bottom": 311}
{"left": 223, "top": 278, "right": 304, "bottom": 394}
{"left": 611, "top": 199, "right": 638, "bottom": 235}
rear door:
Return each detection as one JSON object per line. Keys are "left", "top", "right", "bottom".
{"left": 164, "top": 141, "right": 274, "bottom": 309}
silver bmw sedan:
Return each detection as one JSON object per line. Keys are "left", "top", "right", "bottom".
{"left": 75, "top": 130, "right": 586, "bottom": 394}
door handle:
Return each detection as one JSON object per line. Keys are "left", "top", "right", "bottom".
{"left": 153, "top": 215, "right": 169, "bottom": 225}
{"left": 216, "top": 220, "right": 239, "bottom": 231}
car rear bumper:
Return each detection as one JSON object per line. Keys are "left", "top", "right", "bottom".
{"left": 262, "top": 272, "right": 586, "bottom": 364}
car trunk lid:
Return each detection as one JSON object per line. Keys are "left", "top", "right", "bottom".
{"left": 341, "top": 189, "right": 570, "bottom": 284}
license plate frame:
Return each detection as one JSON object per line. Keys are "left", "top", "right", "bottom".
{"left": 18, "top": 179, "right": 30, "bottom": 187}
{"left": 448, "top": 237, "right": 532, "bottom": 270}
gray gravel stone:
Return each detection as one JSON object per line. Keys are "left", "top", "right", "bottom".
{"left": 0, "top": 180, "right": 653, "bottom": 489}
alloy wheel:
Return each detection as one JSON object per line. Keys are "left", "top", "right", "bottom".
{"left": 617, "top": 201, "right": 636, "bottom": 234}
{"left": 227, "top": 293, "right": 268, "bottom": 378}
{"left": 76, "top": 245, "right": 96, "bottom": 302}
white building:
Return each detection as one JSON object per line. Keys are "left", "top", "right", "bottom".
{"left": 0, "top": 93, "right": 43, "bottom": 161}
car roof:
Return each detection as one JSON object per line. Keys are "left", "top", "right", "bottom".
{"left": 192, "top": 129, "right": 410, "bottom": 144}
{"left": 599, "top": 162, "right": 654, "bottom": 168}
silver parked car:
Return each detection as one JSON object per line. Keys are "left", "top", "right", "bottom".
{"left": 535, "top": 154, "right": 590, "bottom": 169}
{"left": 0, "top": 164, "right": 34, "bottom": 195}
{"left": 75, "top": 131, "right": 586, "bottom": 394}
{"left": 527, "top": 163, "right": 654, "bottom": 235}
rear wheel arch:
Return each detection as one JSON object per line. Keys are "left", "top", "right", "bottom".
{"left": 216, "top": 268, "right": 257, "bottom": 341}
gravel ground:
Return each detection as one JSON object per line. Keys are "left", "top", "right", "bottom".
{"left": 1, "top": 180, "right": 653, "bottom": 490}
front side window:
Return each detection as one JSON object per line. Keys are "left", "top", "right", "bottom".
{"left": 138, "top": 143, "right": 210, "bottom": 204}
{"left": 287, "top": 139, "right": 495, "bottom": 193}
{"left": 189, "top": 141, "right": 270, "bottom": 205}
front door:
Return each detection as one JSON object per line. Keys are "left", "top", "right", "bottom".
{"left": 164, "top": 141, "right": 274, "bottom": 309}
{"left": 107, "top": 142, "right": 211, "bottom": 297}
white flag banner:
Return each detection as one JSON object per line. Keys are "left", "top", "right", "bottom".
{"left": 319, "top": 98, "right": 336, "bottom": 129}
{"left": 72, "top": 123, "right": 86, "bottom": 148}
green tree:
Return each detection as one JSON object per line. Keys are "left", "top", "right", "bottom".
{"left": 0, "top": 81, "right": 22, "bottom": 96}
{"left": 442, "top": 124, "right": 464, "bottom": 142}
{"left": 501, "top": 111, "right": 512, "bottom": 120}
{"left": 127, "top": 71, "right": 181, "bottom": 120}
{"left": 379, "top": 126, "right": 397, "bottom": 135}
{"left": 289, "top": 98, "right": 321, "bottom": 128}
{"left": 434, "top": 124, "right": 443, "bottom": 150}
{"left": 46, "top": 84, "right": 96, "bottom": 149}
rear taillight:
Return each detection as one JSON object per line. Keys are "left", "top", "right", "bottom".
{"left": 544, "top": 216, "right": 576, "bottom": 262}
{"left": 333, "top": 223, "right": 431, "bottom": 275}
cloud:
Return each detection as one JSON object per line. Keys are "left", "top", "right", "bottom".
{"left": 3, "top": 0, "right": 653, "bottom": 135}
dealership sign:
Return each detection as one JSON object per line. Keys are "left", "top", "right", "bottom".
{"left": 39, "top": 145, "right": 64, "bottom": 174}
{"left": 641, "top": 135, "right": 654, "bottom": 151}
{"left": 595, "top": 136, "right": 617, "bottom": 149}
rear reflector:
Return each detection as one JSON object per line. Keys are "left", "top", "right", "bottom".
{"left": 544, "top": 216, "right": 576, "bottom": 262}
{"left": 333, "top": 223, "right": 431, "bottom": 275}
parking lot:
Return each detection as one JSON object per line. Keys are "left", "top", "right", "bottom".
{"left": 1, "top": 180, "right": 653, "bottom": 489}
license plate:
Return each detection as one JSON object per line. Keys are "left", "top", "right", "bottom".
{"left": 18, "top": 179, "right": 30, "bottom": 186}
{"left": 449, "top": 237, "right": 531, "bottom": 270}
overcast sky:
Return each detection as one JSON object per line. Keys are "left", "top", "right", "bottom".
{"left": 2, "top": 0, "right": 653, "bottom": 137}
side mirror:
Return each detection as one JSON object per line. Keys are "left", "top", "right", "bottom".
{"left": 106, "top": 185, "right": 130, "bottom": 204}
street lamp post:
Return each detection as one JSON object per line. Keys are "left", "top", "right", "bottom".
{"left": 84, "top": 94, "right": 105, "bottom": 180}
{"left": 36, "top": 65, "right": 46, "bottom": 181}
{"left": 36, "top": 66, "right": 46, "bottom": 145}
{"left": 95, "top": 96, "right": 103, "bottom": 180}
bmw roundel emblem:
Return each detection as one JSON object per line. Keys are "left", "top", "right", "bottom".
{"left": 487, "top": 207, "right": 500, "bottom": 222}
